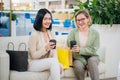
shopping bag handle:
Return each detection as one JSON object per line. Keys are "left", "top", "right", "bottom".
{"left": 7, "top": 42, "right": 14, "bottom": 50}
{"left": 18, "top": 42, "right": 27, "bottom": 51}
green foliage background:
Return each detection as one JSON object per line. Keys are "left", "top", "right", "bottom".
{"left": 74, "top": 0, "right": 120, "bottom": 26}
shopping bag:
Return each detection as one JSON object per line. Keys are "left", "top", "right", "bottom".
{"left": 57, "top": 47, "right": 70, "bottom": 69}
{"left": 6, "top": 42, "right": 28, "bottom": 71}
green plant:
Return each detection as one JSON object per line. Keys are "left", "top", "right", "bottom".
{"left": 74, "top": 0, "right": 120, "bottom": 26}
{"left": 51, "top": 10, "right": 56, "bottom": 14}
{"left": 65, "top": 11, "right": 68, "bottom": 14}
{"left": 6, "top": 12, "right": 17, "bottom": 21}
{"left": 58, "top": 11, "right": 62, "bottom": 14}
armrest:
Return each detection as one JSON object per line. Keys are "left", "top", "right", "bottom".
{"left": 97, "top": 47, "right": 106, "bottom": 77}
{"left": 97, "top": 47, "right": 106, "bottom": 63}
{"left": 0, "top": 51, "right": 10, "bottom": 80}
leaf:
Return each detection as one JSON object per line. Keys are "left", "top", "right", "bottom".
{"left": 6, "top": 13, "right": 17, "bottom": 21}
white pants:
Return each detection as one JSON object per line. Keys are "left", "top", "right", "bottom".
{"left": 28, "top": 58, "right": 60, "bottom": 80}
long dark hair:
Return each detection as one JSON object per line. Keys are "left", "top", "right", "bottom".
{"left": 33, "top": 8, "right": 52, "bottom": 31}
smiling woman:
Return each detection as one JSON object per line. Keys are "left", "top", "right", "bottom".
{"left": 67, "top": 9, "right": 100, "bottom": 80}
{"left": 28, "top": 8, "right": 63, "bottom": 80}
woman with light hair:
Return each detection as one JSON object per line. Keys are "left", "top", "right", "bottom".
{"left": 67, "top": 9, "right": 100, "bottom": 80}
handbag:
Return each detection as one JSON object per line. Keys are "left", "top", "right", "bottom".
{"left": 6, "top": 42, "right": 28, "bottom": 71}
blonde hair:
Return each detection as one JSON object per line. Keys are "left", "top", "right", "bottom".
{"left": 75, "top": 9, "right": 92, "bottom": 26}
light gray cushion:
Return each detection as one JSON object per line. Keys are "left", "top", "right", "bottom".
{"left": 10, "top": 71, "right": 50, "bottom": 80}
{"left": 0, "top": 52, "right": 9, "bottom": 80}
{"left": 97, "top": 47, "right": 106, "bottom": 63}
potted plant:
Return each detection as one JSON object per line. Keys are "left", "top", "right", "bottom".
{"left": 74, "top": 0, "right": 120, "bottom": 26}
{"left": 6, "top": 11, "right": 17, "bottom": 21}
{"left": 51, "top": 10, "right": 56, "bottom": 14}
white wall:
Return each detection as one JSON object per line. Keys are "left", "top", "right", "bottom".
{"left": 92, "top": 24, "right": 120, "bottom": 78}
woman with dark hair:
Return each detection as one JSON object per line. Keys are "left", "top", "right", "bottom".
{"left": 67, "top": 9, "right": 100, "bottom": 80}
{"left": 28, "top": 8, "right": 63, "bottom": 80}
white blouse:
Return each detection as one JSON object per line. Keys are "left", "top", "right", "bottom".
{"left": 79, "top": 31, "right": 88, "bottom": 47}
